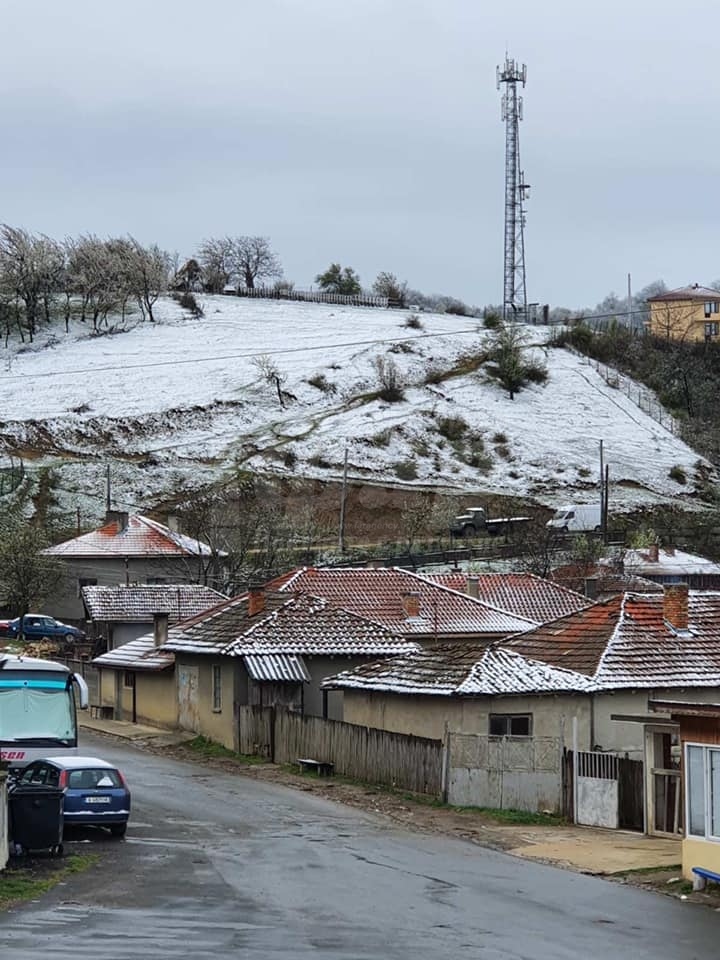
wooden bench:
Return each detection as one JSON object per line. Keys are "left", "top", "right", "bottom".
{"left": 296, "top": 758, "right": 334, "bottom": 777}
{"left": 691, "top": 866, "right": 720, "bottom": 891}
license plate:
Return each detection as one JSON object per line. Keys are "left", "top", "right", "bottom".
{"left": 85, "top": 796, "right": 111, "bottom": 804}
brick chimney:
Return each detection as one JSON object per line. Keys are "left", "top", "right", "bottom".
{"left": 466, "top": 576, "right": 479, "bottom": 599}
{"left": 248, "top": 584, "right": 266, "bottom": 617}
{"left": 646, "top": 543, "right": 659, "bottom": 563}
{"left": 663, "top": 583, "right": 689, "bottom": 632}
{"left": 401, "top": 591, "right": 421, "bottom": 619}
{"left": 153, "top": 612, "right": 169, "bottom": 648}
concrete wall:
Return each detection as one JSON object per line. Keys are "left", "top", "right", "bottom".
{"left": 343, "top": 689, "right": 592, "bottom": 748}
{"left": 448, "top": 733, "right": 564, "bottom": 813}
{"left": 174, "top": 654, "right": 244, "bottom": 750}
{"left": 577, "top": 777, "right": 618, "bottom": 828}
{"left": 683, "top": 837, "right": 720, "bottom": 881}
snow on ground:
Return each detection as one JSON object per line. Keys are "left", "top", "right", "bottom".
{"left": 0, "top": 295, "right": 709, "bottom": 520}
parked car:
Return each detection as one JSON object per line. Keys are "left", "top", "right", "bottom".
{"left": 0, "top": 614, "right": 86, "bottom": 643}
{"left": 15, "top": 756, "right": 131, "bottom": 837}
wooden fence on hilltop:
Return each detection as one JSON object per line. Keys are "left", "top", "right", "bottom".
{"left": 238, "top": 705, "right": 443, "bottom": 796}
{"left": 225, "top": 286, "right": 391, "bottom": 309}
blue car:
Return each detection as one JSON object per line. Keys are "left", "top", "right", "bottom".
{"left": 16, "top": 756, "right": 131, "bottom": 837}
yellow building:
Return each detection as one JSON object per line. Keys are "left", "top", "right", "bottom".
{"left": 647, "top": 284, "right": 720, "bottom": 342}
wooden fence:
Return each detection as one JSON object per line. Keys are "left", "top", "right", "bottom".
{"left": 226, "top": 287, "right": 390, "bottom": 309}
{"left": 238, "top": 705, "right": 443, "bottom": 796}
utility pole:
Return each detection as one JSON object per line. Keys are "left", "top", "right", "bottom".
{"left": 627, "top": 273, "right": 633, "bottom": 329}
{"left": 105, "top": 464, "right": 111, "bottom": 514}
{"left": 338, "top": 448, "right": 349, "bottom": 554}
{"left": 599, "top": 439, "right": 604, "bottom": 527}
{"left": 497, "top": 55, "right": 529, "bottom": 323}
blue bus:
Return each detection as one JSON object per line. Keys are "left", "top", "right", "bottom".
{"left": 0, "top": 654, "right": 89, "bottom": 767}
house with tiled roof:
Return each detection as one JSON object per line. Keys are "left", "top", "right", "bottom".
{"left": 324, "top": 584, "right": 720, "bottom": 829}
{"left": 92, "top": 587, "right": 419, "bottom": 744}
{"left": 269, "top": 567, "right": 539, "bottom": 641}
{"left": 647, "top": 283, "right": 720, "bottom": 341}
{"left": 421, "top": 572, "right": 590, "bottom": 624}
{"left": 82, "top": 583, "right": 227, "bottom": 651}
{"left": 42, "top": 511, "right": 226, "bottom": 622}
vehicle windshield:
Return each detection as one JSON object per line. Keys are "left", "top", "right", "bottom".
{"left": 0, "top": 687, "right": 76, "bottom": 743}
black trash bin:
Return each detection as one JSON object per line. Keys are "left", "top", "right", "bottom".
{"left": 9, "top": 784, "right": 64, "bottom": 856}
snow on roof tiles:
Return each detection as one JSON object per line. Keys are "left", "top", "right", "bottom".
{"left": 268, "top": 567, "right": 536, "bottom": 637}
{"left": 43, "top": 514, "right": 220, "bottom": 559}
{"left": 422, "top": 572, "right": 590, "bottom": 624}
{"left": 323, "top": 641, "right": 592, "bottom": 696}
{"left": 647, "top": 285, "right": 720, "bottom": 302}
{"left": 623, "top": 547, "right": 720, "bottom": 577}
{"left": 93, "top": 636, "right": 174, "bottom": 672}
{"left": 82, "top": 584, "right": 227, "bottom": 622}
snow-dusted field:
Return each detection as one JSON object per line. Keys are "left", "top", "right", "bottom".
{"left": 0, "top": 295, "right": 708, "bottom": 520}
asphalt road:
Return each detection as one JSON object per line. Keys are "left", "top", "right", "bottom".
{"left": 0, "top": 732, "right": 716, "bottom": 959}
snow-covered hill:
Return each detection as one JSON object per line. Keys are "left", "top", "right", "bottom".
{"left": 0, "top": 295, "right": 709, "bottom": 521}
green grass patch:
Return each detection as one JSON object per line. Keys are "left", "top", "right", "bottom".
{"left": 184, "top": 735, "right": 265, "bottom": 764}
{"left": 451, "top": 806, "right": 567, "bottom": 825}
{"left": 0, "top": 853, "right": 99, "bottom": 910}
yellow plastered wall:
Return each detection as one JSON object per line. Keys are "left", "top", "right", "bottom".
{"left": 683, "top": 837, "right": 720, "bottom": 880}
{"left": 648, "top": 298, "right": 715, "bottom": 342}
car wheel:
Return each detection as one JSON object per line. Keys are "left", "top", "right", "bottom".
{"left": 110, "top": 823, "right": 127, "bottom": 838}
{"left": 65, "top": 633, "right": 76, "bottom": 643}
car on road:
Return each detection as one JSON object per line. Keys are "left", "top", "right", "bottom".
{"left": 15, "top": 756, "right": 131, "bottom": 837}
{"left": 0, "top": 614, "right": 86, "bottom": 643}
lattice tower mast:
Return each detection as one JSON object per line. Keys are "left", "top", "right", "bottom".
{"left": 497, "top": 56, "right": 529, "bottom": 322}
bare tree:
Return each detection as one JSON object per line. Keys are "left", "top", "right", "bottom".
{"left": 231, "top": 236, "right": 282, "bottom": 290}
{"left": 124, "top": 238, "right": 172, "bottom": 323}
{"left": 197, "top": 236, "right": 235, "bottom": 293}
{"left": 252, "top": 354, "right": 289, "bottom": 408}
{"left": 399, "top": 494, "right": 434, "bottom": 553}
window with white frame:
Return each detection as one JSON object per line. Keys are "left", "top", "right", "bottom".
{"left": 212, "top": 665, "right": 222, "bottom": 713}
{"left": 704, "top": 301, "right": 719, "bottom": 318}
{"left": 489, "top": 713, "right": 532, "bottom": 737}
{"left": 686, "top": 743, "right": 720, "bottom": 839}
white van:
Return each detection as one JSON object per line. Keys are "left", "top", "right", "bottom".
{"left": 546, "top": 504, "right": 602, "bottom": 533}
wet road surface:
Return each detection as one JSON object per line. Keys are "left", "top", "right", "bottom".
{"left": 0, "top": 732, "right": 716, "bottom": 959}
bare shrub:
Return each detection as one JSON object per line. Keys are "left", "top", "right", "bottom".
{"left": 372, "top": 355, "right": 405, "bottom": 402}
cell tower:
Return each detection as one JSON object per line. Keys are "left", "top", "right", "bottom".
{"left": 497, "top": 55, "right": 529, "bottom": 322}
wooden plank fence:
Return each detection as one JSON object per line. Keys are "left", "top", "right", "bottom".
{"left": 226, "top": 287, "right": 390, "bottom": 309}
{"left": 238, "top": 706, "right": 443, "bottom": 796}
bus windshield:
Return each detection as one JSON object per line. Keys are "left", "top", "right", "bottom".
{"left": 0, "top": 686, "right": 76, "bottom": 743}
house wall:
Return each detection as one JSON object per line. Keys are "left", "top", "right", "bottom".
{"left": 592, "top": 688, "right": 720, "bottom": 760}
{"left": 648, "top": 298, "right": 719, "bottom": 342}
{"left": 174, "top": 654, "right": 243, "bottom": 750}
{"left": 342, "top": 689, "right": 592, "bottom": 748}
{"left": 48, "top": 556, "right": 209, "bottom": 621}
{"left": 304, "top": 656, "right": 370, "bottom": 719}
{"left": 98, "top": 668, "right": 177, "bottom": 728}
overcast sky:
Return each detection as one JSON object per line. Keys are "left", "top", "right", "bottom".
{"left": 1, "top": 0, "right": 717, "bottom": 308}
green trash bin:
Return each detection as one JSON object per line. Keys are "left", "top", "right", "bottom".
{"left": 9, "top": 784, "right": 64, "bottom": 856}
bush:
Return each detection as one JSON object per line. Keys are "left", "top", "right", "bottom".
{"left": 309, "top": 454, "right": 331, "bottom": 469}
{"left": 369, "top": 429, "right": 393, "bottom": 447}
{"left": 524, "top": 359, "right": 549, "bottom": 384}
{"left": 437, "top": 416, "right": 468, "bottom": 441}
{"left": 423, "top": 363, "right": 447, "bottom": 385}
{"left": 372, "top": 355, "right": 405, "bottom": 402}
{"left": 492, "top": 431, "right": 508, "bottom": 444}
{"left": 307, "top": 373, "right": 335, "bottom": 393}
{"left": 669, "top": 465, "right": 687, "bottom": 485}
{"left": 404, "top": 313, "right": 423, "bottom": 329}
{"left": 283, "top": 449, "right": 297, "bottom": 468}
{"left": 483, "top": 312, "right": 502, "bottom": 329}
{"left": 173, "top": 291, "right": 204, "bottom": 318}
{"left": 394, "top": 459, "right": 418, "bottom": 481}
